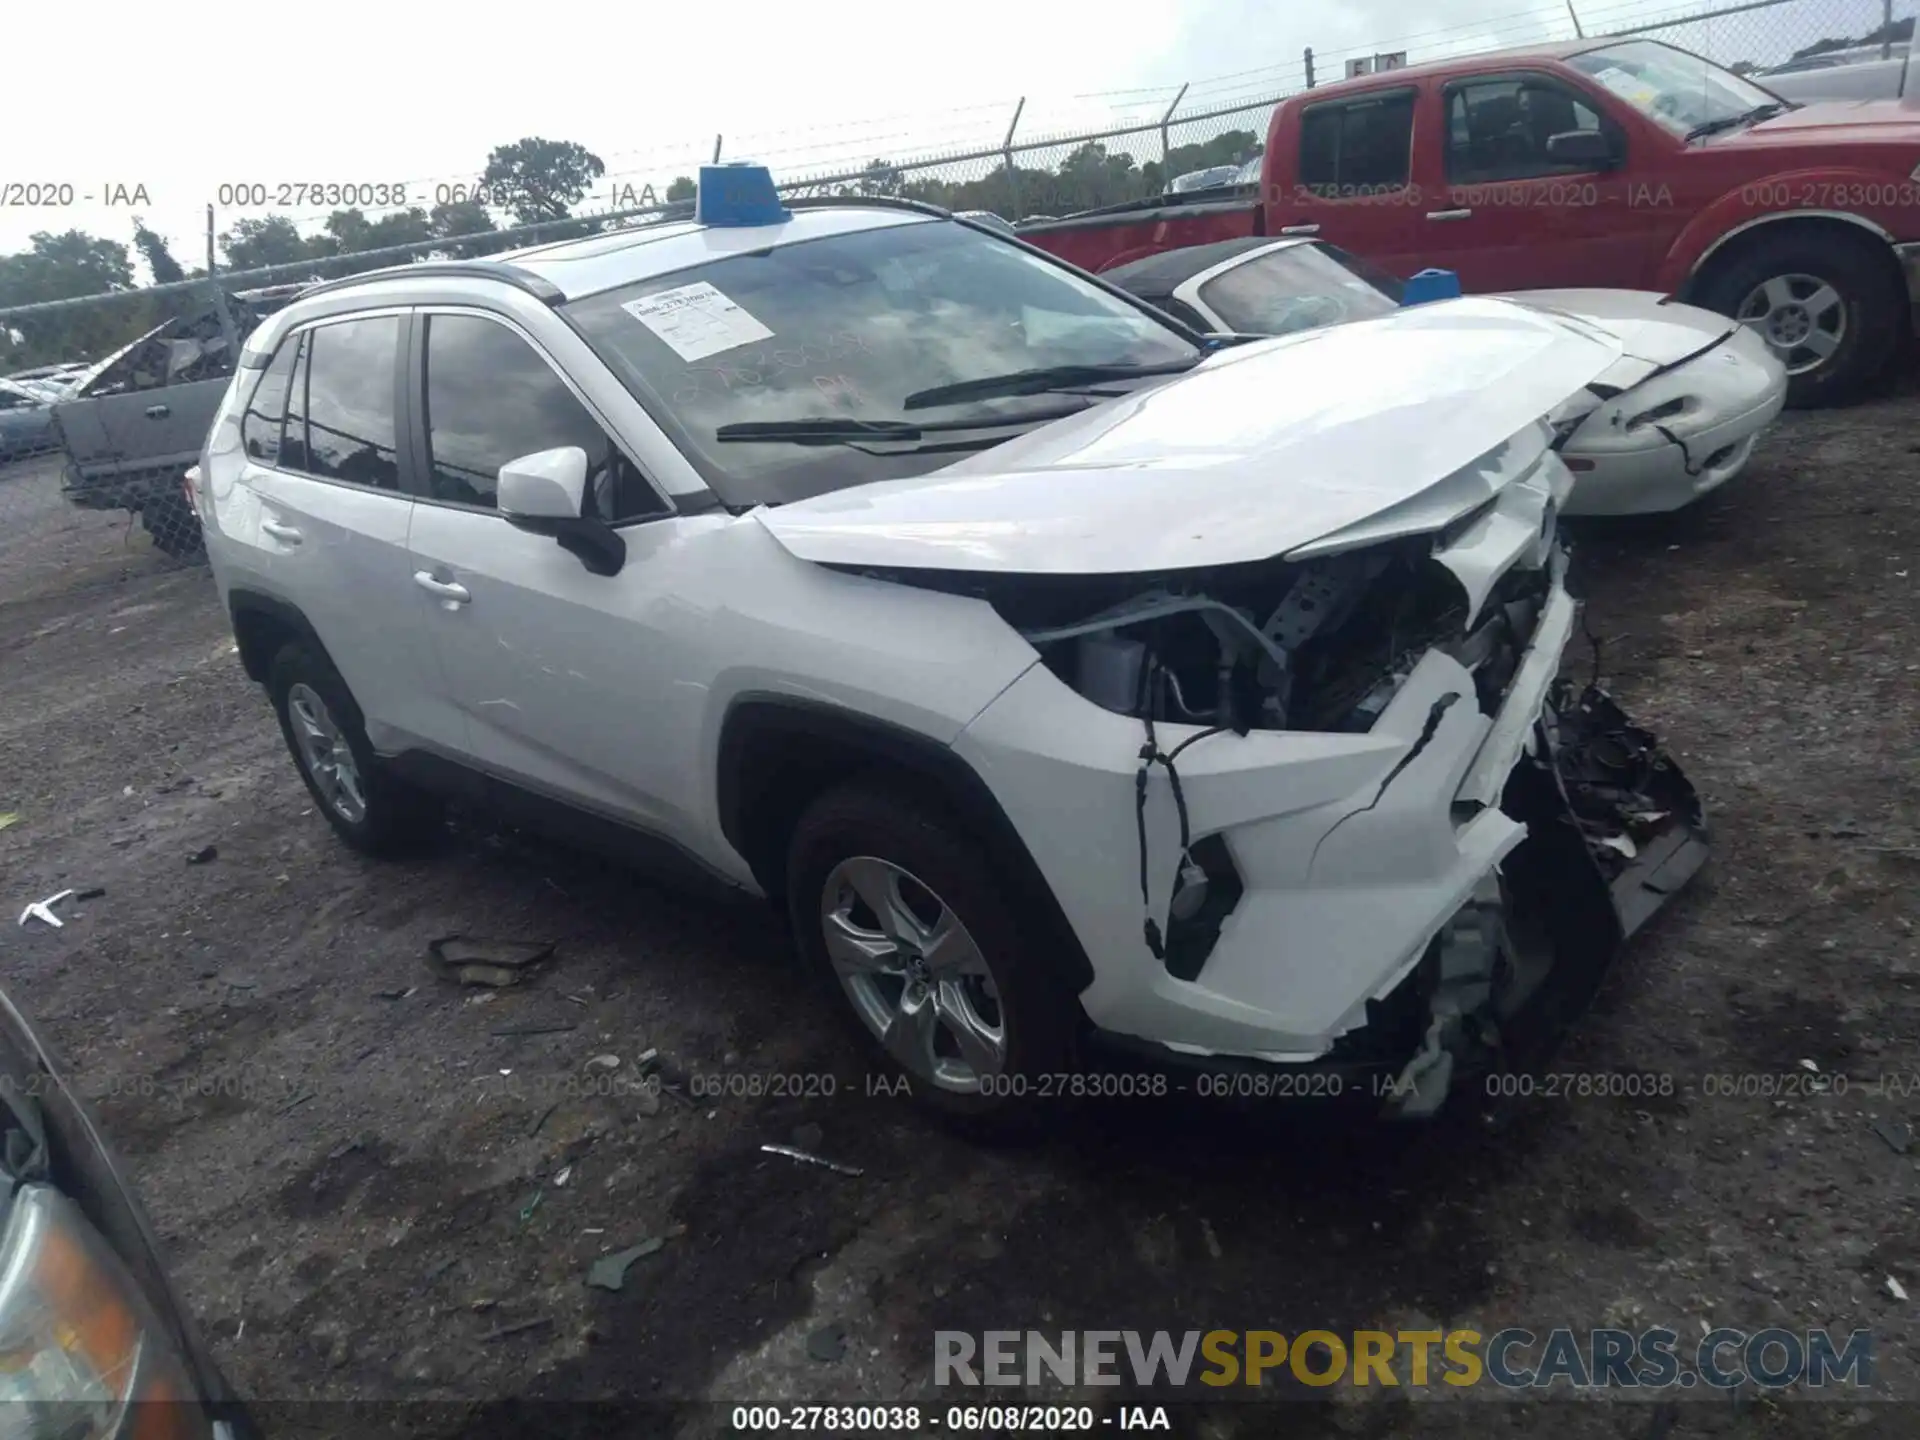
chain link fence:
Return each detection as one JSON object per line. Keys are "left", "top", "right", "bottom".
{"left": 0, "top": 0, "right": 1910, "bottom": 597}
{"left": 1602, "top": 0, "right": 1909, "bottom": 66}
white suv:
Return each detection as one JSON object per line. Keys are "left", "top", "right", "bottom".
{"left": 195, "top": 177, "right": 1709, "bottom": 1127}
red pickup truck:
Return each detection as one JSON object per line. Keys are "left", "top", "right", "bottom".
{"left": 1021, "top": 36, "right": 1920, "bottom": 406}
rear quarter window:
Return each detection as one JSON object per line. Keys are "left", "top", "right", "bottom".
{"left": 242, "top": 335, "right": 299, "bottom": 465}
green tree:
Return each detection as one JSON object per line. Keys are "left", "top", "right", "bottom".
{"left": 132, "top": 218, "right": 186, "bottom": 285}
{"left": 0, "top": 230, "right": 143, "bottom": 368}
{"left": 310, "top": 207, "right": 437, "bottom": 272}
{"left": 481, "top": 138, "right": 607, "bottom": 224}
{"left": 1164, "top": 129, "right": 1262, "bottom": 187}
{"left": 220, "top": 216, "right": 313, "bottom": 272}
{"left": 665, "top": 175, "right": 696, "bottom": 203}
{"left": 0, "top": 230, "right": 134, "bottom": 305}
{"left": 430, "top": 199, "right": 505, "bottom": 257}
{"left": 1042, "top": 140, "right": 1148, "bottom": 212}
{"left": 855, "top": 159, "right": 905, "bottom": 198}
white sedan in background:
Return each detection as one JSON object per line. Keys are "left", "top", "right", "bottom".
{"left": 1103, "top": 237, "right": 1789, "bottom": 517}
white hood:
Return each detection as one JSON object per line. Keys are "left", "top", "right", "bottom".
{"left": 757, "top": 297, "right": 1623, "bottom": 575}
{"left": 1501, "top": 289, "right": 1740, "bottom": 379}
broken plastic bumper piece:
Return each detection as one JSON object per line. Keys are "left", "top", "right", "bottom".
{"left": 1378, "top": 679, "right": 1710, "bottom": 1119}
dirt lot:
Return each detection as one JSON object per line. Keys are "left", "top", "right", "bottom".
{"left": 0, "top": 381, "right": 1917, "bottom": 1438}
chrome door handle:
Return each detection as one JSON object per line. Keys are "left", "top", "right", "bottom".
{"left": 413, "top": 571, "right": 471, "bottom": 605}
{"left": 1278, "top": 223, "right": 1320, "bottom": 235}
{"left": 260, "top": 519, "right": 303, "bottom": 544}
{"left": 144, "top": 404, "right": 170, "bottom": 419}
{"left": 1425, "top": 208, "right": 1473, "bottom": 222}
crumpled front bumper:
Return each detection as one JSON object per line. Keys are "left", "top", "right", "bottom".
{"left": 955, "top": 519, "right": 1707, "bottom": 1115}
{"left": 1559, "top": 324, "right": 1786, "bottom": 518}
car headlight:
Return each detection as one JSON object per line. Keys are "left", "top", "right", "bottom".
{"left": 1625, "top": 396, "right": 1690, "bottom": 430}
{"left": 0, "top": 1185, "right": 205, "bottom": 1439}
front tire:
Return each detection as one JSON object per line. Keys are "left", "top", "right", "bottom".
{"left": 1695, "top": 228, "right": 1904, "bottom": 409}
{"left": 785, "top": 784, "right": 1080, "bottom": 1136}
{"left": 267, "top": 643, "right": 443, "bottom": 856}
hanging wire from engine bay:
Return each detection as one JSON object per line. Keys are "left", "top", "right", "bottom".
{"left": 1132, "top": 655, "right": 1232, "bottom": 961}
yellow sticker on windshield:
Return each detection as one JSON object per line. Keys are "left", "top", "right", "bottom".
{"left": 1592, "top": 66, "right": 1662, "bottom": 110}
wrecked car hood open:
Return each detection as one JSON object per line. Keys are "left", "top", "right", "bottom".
{"left": 756, "top": 297, "right": 1623, "bottom": 575}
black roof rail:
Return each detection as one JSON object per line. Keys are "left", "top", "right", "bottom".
{"left": 784, "top": 194, "right": 954, "bottom": 220}
{"left": 294, "top": 260, "right": 565, "bottom": 306}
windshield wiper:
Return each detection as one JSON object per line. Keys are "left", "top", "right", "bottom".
{"left": 1684, "top": 101, "right": 1788, "bottom": 142}
{"left": 901, "top": 358, "right": 1201, "bottom": 411}
{"left": 714, "top": 402, "right": 1091, "bottom": 444}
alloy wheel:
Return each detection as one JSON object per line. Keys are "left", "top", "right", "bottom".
{"left": 818, "top": 855, "right": 1007, "bottom": 1093}
{"left": 1736, "top": 272, "right": 1846, "bottom": 376}
{"left": 286, "top": 682, "right": 367, "bottom": 824}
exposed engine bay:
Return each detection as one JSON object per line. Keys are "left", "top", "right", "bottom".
{"left": 1006, "top": 542, "right": 1547, "bottom": 736}
{"left": 890, "top": 537, "right": 1707, "bottom": 1120}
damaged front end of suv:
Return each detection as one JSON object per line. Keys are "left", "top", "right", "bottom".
{"left": 962, "top": 454, "right": 1702, "bottom": 1115}
{"left": 764, "top": 298, "right": 1710, "bottom": 1118}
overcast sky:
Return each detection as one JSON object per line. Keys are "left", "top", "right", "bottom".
{"left": 2, "top": 0, "right": 1882, "bottom": 276}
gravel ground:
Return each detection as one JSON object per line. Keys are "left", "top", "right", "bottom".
{"left": 0, "top": 379, "right": 1916, "bottom": 1439}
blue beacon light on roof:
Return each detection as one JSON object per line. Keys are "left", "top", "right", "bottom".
{"left": 695, "top": 163, "right": 791, "bottom": 227}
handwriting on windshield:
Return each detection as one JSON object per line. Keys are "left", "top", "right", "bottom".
{"left": 687, "top": 330, "right": 872, "bottom": 390}
{"left": 671, "top": 330, "right": 875, "bottom": 410}
{"left": 811, "top": 375, "right": 868, "bottom": 409}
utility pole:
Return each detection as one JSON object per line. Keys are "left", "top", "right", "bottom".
{"left": 712, "top": 135, "right": 723, "bottom": 163}
{"left": 1303, "top": 47, "right": 1316, "bottom": 89}
{"left": 205, "top": 204, "right": 216, "bottom": 275}
{"left": 1884, "top": 0, "right": 1895, "bottom": 60}
{"left": 1566, "top": 2, "right": 1585, "bottom": 38}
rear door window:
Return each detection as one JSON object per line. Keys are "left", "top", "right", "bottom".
{"left": 1297, "top": 90, "right": 1416, "bottom": 198}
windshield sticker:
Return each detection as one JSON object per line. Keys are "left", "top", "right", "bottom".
{"left": 1590, "top": 66, "right": 1662, "bottom": 109}
{"left": 621, "top": 282, "right": 774, "bottom": 363}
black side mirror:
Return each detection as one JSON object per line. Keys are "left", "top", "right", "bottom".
{"left": 1546, "top": 129, "right": 1617, "bottom": 168}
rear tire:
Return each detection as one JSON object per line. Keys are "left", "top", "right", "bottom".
{"left": 785, "top": 784, "right": 1080, "bottom": 1138}
{"left": 140, "top": 490, "right": 206, "bottom": 562}
{"left": 1694, "top": 228, "right": 1903, "bottom": 409}
{"left": 267, "top": 643, "right": 443, "bottom": 856}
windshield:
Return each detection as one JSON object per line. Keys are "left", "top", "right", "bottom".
{"left": 1197, "top": 242, "right": 1403, "bottom": 337}
{"left": 1569, "top": 39, "right": 1784, "bottom": 136}
{"left": 564, "top": 217, "right": 1199, "bottom": 507}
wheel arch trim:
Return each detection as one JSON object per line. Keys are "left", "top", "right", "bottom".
{"left": 1685, "top": 209, "right": 1895, "bottom": 286}
{"left": 226, "top": 588, "right": 335, "bottom": 685}
{"left": 715, "top": 693, "right": 1096, "bottom": 994}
